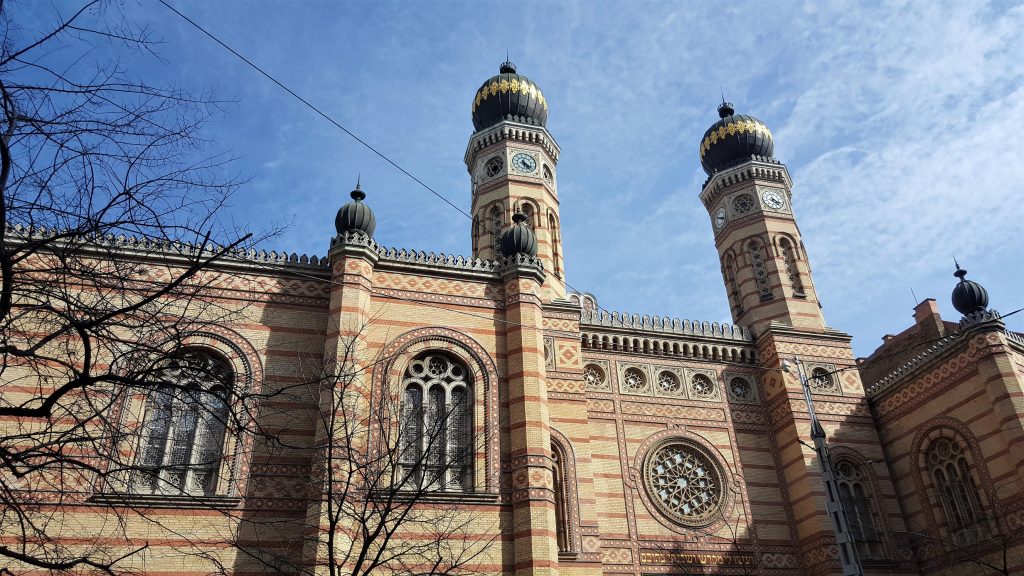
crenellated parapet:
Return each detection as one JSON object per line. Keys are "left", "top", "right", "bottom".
{"left": 581, "top": 308, "right": 752, "bottom": 341}
{"left": 6, "top": 222, "right": 332, "bottom": 271}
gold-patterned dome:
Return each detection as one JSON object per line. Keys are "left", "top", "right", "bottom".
{"left": 471, "top": 61, "right": 548, "bottom": 132}
{"left": 699, "top": 102, "right": 774, "bottom": 175}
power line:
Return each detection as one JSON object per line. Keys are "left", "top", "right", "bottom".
{"left": 156, "top": 0, "right": 634, "bottom": 323}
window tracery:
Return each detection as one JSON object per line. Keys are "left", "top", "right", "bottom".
{"left": 748, "top": 240, "right": 772, "bottom": 300}
{"left": 927, "top": 437, "right": 984, "bottom": 533}
{"left": 644, "top": 440, "right": 726, "bottom": 527}
{"left": 399, "top": 352, "right": 473, "bottom": 491}
{"left": 732, "top": 193, "right": 756, "bottom": 214}
{"left": 809, "top": 367, "right": 838, "bottom": 393}
{"left": 779, "top": 237, "right": 804, "bottom": 294}
{"left": 583, "top": 363, "right": 607, "bottom": 390}
{"left": 549, "top": 214, "right": 561, "bottom": 278}
{"left": 552, "top": 444, "right": 570, "bottom": 553}
{"left": 690, "top": 373, "right": 715, "bottom": 398}
{"left": 490, "top": 207, "right": 503, "bottom": 256}
{"left": 622, "top": 368, "right": 647, "bottom": 392}
{"left": 835, "top": 460, "right": 885, "bottom": 560}
{"left": 728, "top": 376, "right": 752, "bottom": 401}
{"left": 724, "top": 254, "right": 741, "bottom": 315}
{"left": 135, "top": 349, "right": 232, "bottom": 496}
{"left": 658, "top": 371, "right": 681, "bottom": 394}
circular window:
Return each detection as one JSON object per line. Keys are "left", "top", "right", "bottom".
{"left": 485, "top": 156, "right": 503, "bottom": 177}
{"left": 691, "top": 374, "right": 715, "bottom": 398}
{"left": 623, "top": 368, "right": 647, "bottom": 391}
{"left": 658, "top": 371, "right": 681, "bottom": 394}
{"left": 732, "top": 193, "right": 756, "bottom": 214}
{"left": 644, "top": 440, "right": 726, "bottom": 526}
{"left": 728, "top": 377, "right": 751, "bottom": 400}
{"left": 583, "top": 364, "right": 606, "bottom": 389}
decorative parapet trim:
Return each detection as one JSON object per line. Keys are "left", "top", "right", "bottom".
{"left": 580, "top": 308, "right": 752, "bottom": 341}
{"left": 463, "top": 121, "right": 560, "bottom": 166}
{"left": 699, "top": 158, "right": 792, "bottom": 210}
{"left": 499, "top": 253, "right": 545, "bottom": 283}
{"left": 959, "top": 309, "right": 1002, "bottom": 330}
{"left": 865, "top": 333, "right": 960, "bottom": 398}
{"left": 6, "top": 223, "right": 331, "bottom": 272}
{"left": 376, "top": 246, "right": 503, "bottom": 273}
{"left": 866, "top": 316, "right": 1014, "bottom": 399}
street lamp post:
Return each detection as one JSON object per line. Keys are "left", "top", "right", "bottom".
{"left": 782, "top": 358, "right": 864, "bottom": 576}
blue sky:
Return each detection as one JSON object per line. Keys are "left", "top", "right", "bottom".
{"left": 28, "top": 0, "right": 1024, "bottom": 357}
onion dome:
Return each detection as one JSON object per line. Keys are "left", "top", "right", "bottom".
{"left": 334, "top": 180, "right": 376, "bottom": 238}
{"left": 699, "top": 102, "right": 775, "bottom": 175}
{"left": 471, "top": 61, "right": 548, "bottom": 132}
{"left": 500, "top": 212, "right": 537, "bottom": 257}
{"left": 951, "top": 263, "right": 989, "bottom": 315}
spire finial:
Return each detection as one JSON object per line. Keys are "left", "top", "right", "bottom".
{"left": 721, "top": 87, "right": 726, "bottom": 106}
{"left": 953, "top": 257, "right": 967, "bottom": 281}
{"left": 350, "top": 176, "right": 365, "bottom": 202}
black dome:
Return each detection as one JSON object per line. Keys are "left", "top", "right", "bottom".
{"left": 500, "top": 213, "right": 537, "bottom": 257}
{"left": 335, "top": 182, "right": 376, "bottom": 238}
{"left": 951, "top": 266, "right": 989, "bottom": 315}
{"left": 471, "top": 61, "right": 548, "bottom": 132}
{"left": 699, "top": 102, "right": 775, "bottom": 175}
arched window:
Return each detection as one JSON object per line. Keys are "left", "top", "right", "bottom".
{"left": 552, "top": 444, "right": 570, "bottom": 553}
{"left": 490, "top": 206, "right": 503, "bottom": 256}
{"left": 835, "top": 460, "right": 885, "bottom": 560}
{"left": 399, "top": 352, "right": 472, "bottom": 491}
{"left": 748, "top": 240, "right": 772, "bottom": 300}
{"left": 135, "top": 349, "right": 232, "bottom": 495}
{"left": 779, "top": 237, "right": 804, "bottom": 295}
{"left": 549, "top": 214, "right": 561, "bottom": 278}
{"left": 521, "top": 203, "right": 535, "bottom": 229}
{"left": 927, "top": 437, "right": 984, "bottom": 532}
{"left": 724, "top": 254, "right": 741, "bottom": 315}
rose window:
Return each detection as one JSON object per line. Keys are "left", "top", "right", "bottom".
{"left": 645, "top": 441, "right": 725, "bottom": 526}
{"left": 623, "top": 368, "right": 647, "bottom": 391}
{"left": 729, "top": 377, "right": 751, "bottom": 400}
{"left": 733, "top": 194, "right": 756, "bottom": 214}
{"left": 583, "top": 364, "right": 605, "bottom": 389}
{"left": 691, "top": 374, "right": 715, "bottom": 398}
{"left": 658, "top": 371, "right": 681, "bottom": 394}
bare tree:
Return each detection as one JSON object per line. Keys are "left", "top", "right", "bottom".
{"left": 232, "top": 318, "right": 495, "bottom": 576}
{"left": 0, "top": 1, "right": 268, "bottom": 573}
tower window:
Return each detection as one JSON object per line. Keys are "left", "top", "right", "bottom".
{"left": 779, "top": 237, "right": 805, "bottom": 295}
{"left": 732, "top": 193, "right": 756, "bottom": 214}
{"left": 549, "top": 214, "right": 561, "bottom": 278}
{"left": 399, "top": 352, "right": 473, "bottom": 491}
{"left": 490, "top": 207, "right": 503, "bottom": 257}
{"left": 135, "top": 349, "right": 232, "bottom": 496}
{"left": 543, "top": 164, "right": 553, "bottom": 185}
{"left": 484, "top": 156, "right": 503, "bottom": 178}
{"left": 748, "top": 241, "right": 773, "bottom": 301}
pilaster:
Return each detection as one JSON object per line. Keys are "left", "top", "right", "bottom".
{"left": 302, "top": 232, "right": 379, "bottom": 573}
{"left": 502, "top": 259, "right": 559, "bottom": 576}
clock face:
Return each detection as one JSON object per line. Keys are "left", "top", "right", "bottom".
{"left": 484, "top": 156, "right": 503, "bottom": 178}
{"left": 715, "top": 207, "right": 727, "bottom": 229}
{"left": 512, "top": 152, "right": 537, "bottom": 173}
{"left": 761, "top": 188, "right": 785, "bottom": 210}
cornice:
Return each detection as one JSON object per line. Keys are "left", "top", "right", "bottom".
{"left": 464, "top": 121, "right": 560, "bottom": 167}
{"left": 757, "top": 322, "right": 853, "bottom": 345}
{"left": 699, "top": 158, "right": 792, "bottom": 211}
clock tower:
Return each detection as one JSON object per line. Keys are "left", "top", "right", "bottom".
{"left": 699, "top": 102, "right": 825, "bottom": 334}
{"left": 465, "top": 61, "right": 565, "bottom": 300}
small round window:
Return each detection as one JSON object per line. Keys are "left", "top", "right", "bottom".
{"left": 622, "top": 368, "right": 647, "bottom": 391}
{"left": 583, "top": 364, "right": 606, "bottom": 389}
{"left": 485, "top": 156, "right": 504, "bottom": 177}
{"left": 644, "top": 440, "right": 727, "bottom": 527}
{"left": 732, "top": 193, "right": 756, "bottom": 214}
{"left": 658, "top": 371, "right": 681, "bottom": 394}
{"left": 691, "top": 373, "right": 715, "bottom": 398}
